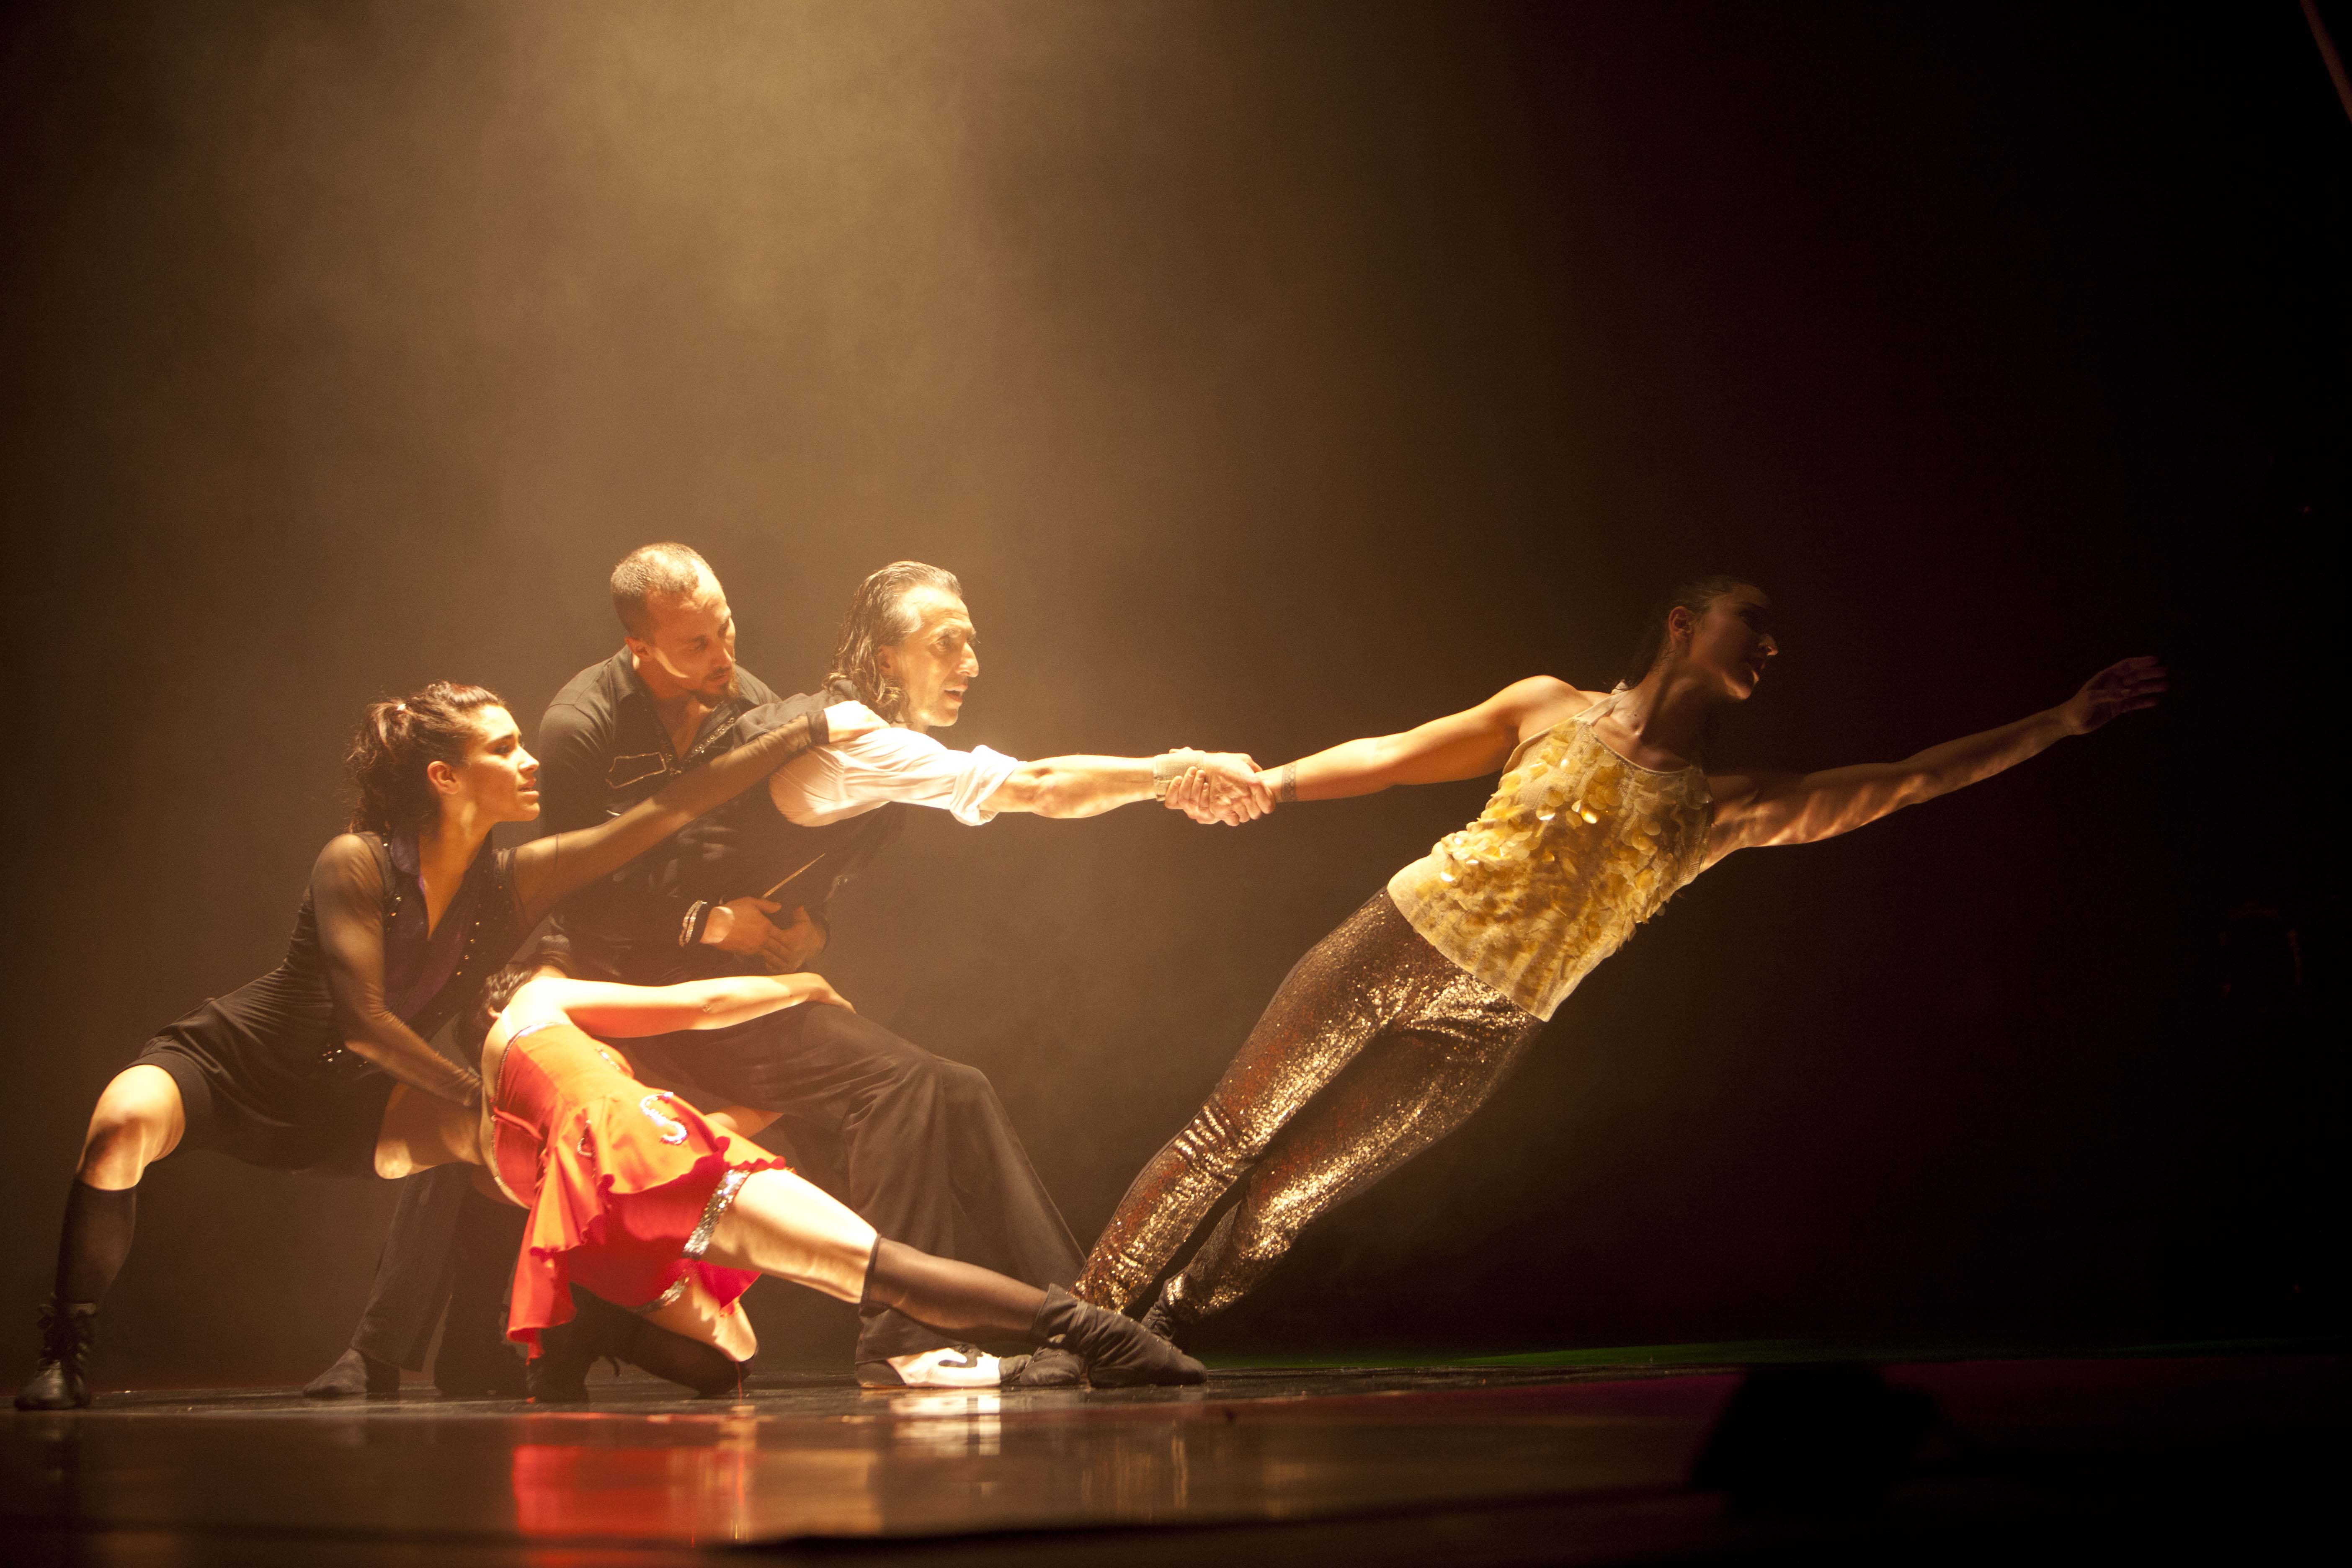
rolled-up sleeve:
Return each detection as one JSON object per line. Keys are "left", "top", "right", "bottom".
{"left": 941, "top": 744, "right": 1020, "bottom": 825}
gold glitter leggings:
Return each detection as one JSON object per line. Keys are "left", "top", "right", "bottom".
{"left": 1075, "top": 891, "right": 1541, "bottom": 1319}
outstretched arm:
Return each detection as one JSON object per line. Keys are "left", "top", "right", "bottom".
{"left": 312, "top": 836, "right": 487, "bottom": 1106}
{"left": 1187, "top": 676, "right": 1594, "bottom": 813}
{"left": 510, "top": 700, "right": 883, "bottom": 924}
{"left": 1704, "top": 656, "right": 2165, "bottom": 866}
{"left": 985, "top": 748, "right": 1269, "bottom": 820}
{"left": 513, "top": 972, "right": 854, "bottom": 1040}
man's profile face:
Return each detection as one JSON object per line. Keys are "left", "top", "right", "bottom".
{"left": 627, "top": 571, "right": 738, "bottom": 704}
{"left": 877, "top": 589, "right": 978, "bottom": 733}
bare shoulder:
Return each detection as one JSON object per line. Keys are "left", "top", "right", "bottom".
{"left": 1494, "top": 676, "right": 1607, "bottom": 730}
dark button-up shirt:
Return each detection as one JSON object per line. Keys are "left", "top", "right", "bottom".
{"left": 537, "top": 646, "right": 782, "bottom": 954}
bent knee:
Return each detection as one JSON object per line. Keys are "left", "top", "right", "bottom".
{"left": 80, "top": 1068, "right": 182, "bottom": 1181}
{"left": 1171, "top": 1104, "right": 1267, "bottom": 1183}
{"left": 872, "top": 1047, "right": 993, "bottom": 1109}
{"left": 931, "top": 1058, "right": 1000, "bottom": 1111}
{"left": 1224, "top": 1197, "right": 1307, "bottom": 1262}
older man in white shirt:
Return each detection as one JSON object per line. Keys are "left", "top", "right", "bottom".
{"left": 575, "top": 560, "right": 1266, "bottom": 1391}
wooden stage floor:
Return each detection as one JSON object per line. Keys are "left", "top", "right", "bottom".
{"left": 3, "top": 1350, "right": 2337, "bottom": 1565}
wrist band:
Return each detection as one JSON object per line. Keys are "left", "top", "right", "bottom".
{"left": 1150, "top": 750, "right": 1194, "bottom": 800}
{"left": 680, "top": 900, "right": 712, "bottom": 948}
{"left": 1277, "top": 761, "right": 1298, "bottom": 804}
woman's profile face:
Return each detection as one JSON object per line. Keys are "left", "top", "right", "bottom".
{"left": 432, "top": 704, "right": 541, "bottom": 827}
{"left": 1679, "top": 585, "right": 1779, "bottom": 702}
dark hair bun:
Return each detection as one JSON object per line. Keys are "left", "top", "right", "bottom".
{"left": 344, "top": 681, "right": 505, "bottom": 837}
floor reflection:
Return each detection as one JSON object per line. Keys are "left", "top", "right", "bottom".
{"left": 5, "top": 1359, "right": 2333, "bottom": 1563}
{"left": 489, "top": 1374, "right": 1713, "bottom": 1541}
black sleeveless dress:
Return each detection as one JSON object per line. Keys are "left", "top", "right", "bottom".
{"left": 133, "top": 833, "right": 526, "bottom": 1178}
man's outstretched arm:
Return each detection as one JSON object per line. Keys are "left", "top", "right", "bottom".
{"left": 985, "top": 748, "right": 1270, "bottom": 820}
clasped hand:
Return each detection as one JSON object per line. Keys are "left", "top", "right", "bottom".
{"left": 704, "top": 898, "right": 828, "bottom": 972}
{"left": 1161, "top": 751, "right": 1276, "bottom": 825}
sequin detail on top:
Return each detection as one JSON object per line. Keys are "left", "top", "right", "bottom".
{"left": 638, "top": 1093, "right": 690, "bottom": 1146}
{"left": 1386, "top": 690, "right": 1712, "bottom": 1020}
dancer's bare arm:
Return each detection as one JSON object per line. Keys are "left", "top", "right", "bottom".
{"left": 1215, "top": 677, "right": 1602, "bottom": 808}
{"left": 985, "top": 749, "right": 1269, "bottom": 820}
{"left": 510, "top": 701, "right": 885, "bottom": 924}
{"left": 706, "top": 1106, "right": 781, "bottom": 1140}
{"left": 1703, "top": 657, "right": 2165, "bottom": 867}
{"left": 512, "top": 973, "right": 854, "bottom": 1039}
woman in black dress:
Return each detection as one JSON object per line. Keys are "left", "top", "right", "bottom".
{"left": 15, "top": 679, "right": 880, "bottom": 1409}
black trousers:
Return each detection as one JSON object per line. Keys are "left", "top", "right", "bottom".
{"left": 350, "top": 1004, "right": 1083, "bottom": 1365}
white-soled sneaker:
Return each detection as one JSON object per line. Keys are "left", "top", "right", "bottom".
{"left": 881, "top": 1346, "right": 1002, "bottom": 1388}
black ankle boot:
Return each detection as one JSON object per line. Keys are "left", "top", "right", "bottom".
{"left": 1030, "top": 1285, "right": 1207, "bottom": 1389}
{"left": 1139, "top": 1280, "right": 1199, "bottom": 1351}
{"left": 15, "top": 1298, "right": 97, "bottom": 1410}
{"left": 526, "top": 1290, "right": 634, "bottom": 1404}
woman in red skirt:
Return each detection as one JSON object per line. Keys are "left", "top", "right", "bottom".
{"left": 454, "top": 951, "right": 1206, "bottom": 1397}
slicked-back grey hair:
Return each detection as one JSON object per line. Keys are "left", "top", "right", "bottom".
{"left": 826, "top": 562, "right": 964, "bottom": 722}
{"left": 611, "top": 543, "right": 714, "bottom": 638}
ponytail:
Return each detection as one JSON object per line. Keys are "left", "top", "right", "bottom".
{"left": 343, "top": 681, "right": 505, "bottom": 836}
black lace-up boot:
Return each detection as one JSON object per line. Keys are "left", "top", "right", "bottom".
{"left": 15, "top": 1298, "right": 98, "bottom": 1411}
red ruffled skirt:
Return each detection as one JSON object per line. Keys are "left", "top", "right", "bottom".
{"left": 489, "top": 1021, "right": 788, "bottom": 1354}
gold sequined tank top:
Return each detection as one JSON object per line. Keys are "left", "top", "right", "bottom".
{"left": 1386, "top": 689, "right": 1713, "bottom": 1020}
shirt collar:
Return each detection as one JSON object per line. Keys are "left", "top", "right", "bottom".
{"left": 387, "top": 831, "right": 493, "bottom": 891}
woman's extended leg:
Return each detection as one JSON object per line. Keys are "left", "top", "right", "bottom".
{"left": 1160, "top": 1015, "right": 1540, "bottom": 1331}
{"left": 372, "top": 1083, "right": 482, "bottom": 1180}
{"left": 700, "top": 1170, "right": 1204, "bottom": 1387}
{"left": 16, "top": 1066, "right": 187, "bottom": 1410}
{"left": 1073, "top": 895, "right": 1409, "bottom": 1313}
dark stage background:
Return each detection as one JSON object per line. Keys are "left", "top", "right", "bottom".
{"left": 2, "top": 2, "right": 2341, "bottom": 1385}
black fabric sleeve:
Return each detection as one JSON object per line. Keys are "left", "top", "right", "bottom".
{"left": 531, "top": 696, "right": 686, "bottom": 946}
{"left": 311, "top": 836, "right": 486, "bottom": 1106}
{"left": 511, "top": 707, "right": 830, "bottom": 928}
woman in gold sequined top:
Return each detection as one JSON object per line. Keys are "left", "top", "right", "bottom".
{"left": 1075, "top": 577, "right": 2165, "bottom": 1341}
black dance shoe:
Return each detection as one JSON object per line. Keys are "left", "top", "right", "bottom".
{"left": 527, "top": 1292, "right": 635, "bottom": 1404}
{"left": 302, "top": 1347, "right": 402, "bottom": 1399}
{"left": 1000, "top": 1344, "right": 1085, "bottom": 1390}
{"left": 15, "top": 1298, "right": 97, "bottom": 1411}
{"left": 1032, "top": 1285, "right": 1207, "bottom": 1389}
{"left": 1138, "top": 1281, "right": 1199, "bottom": 1351}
